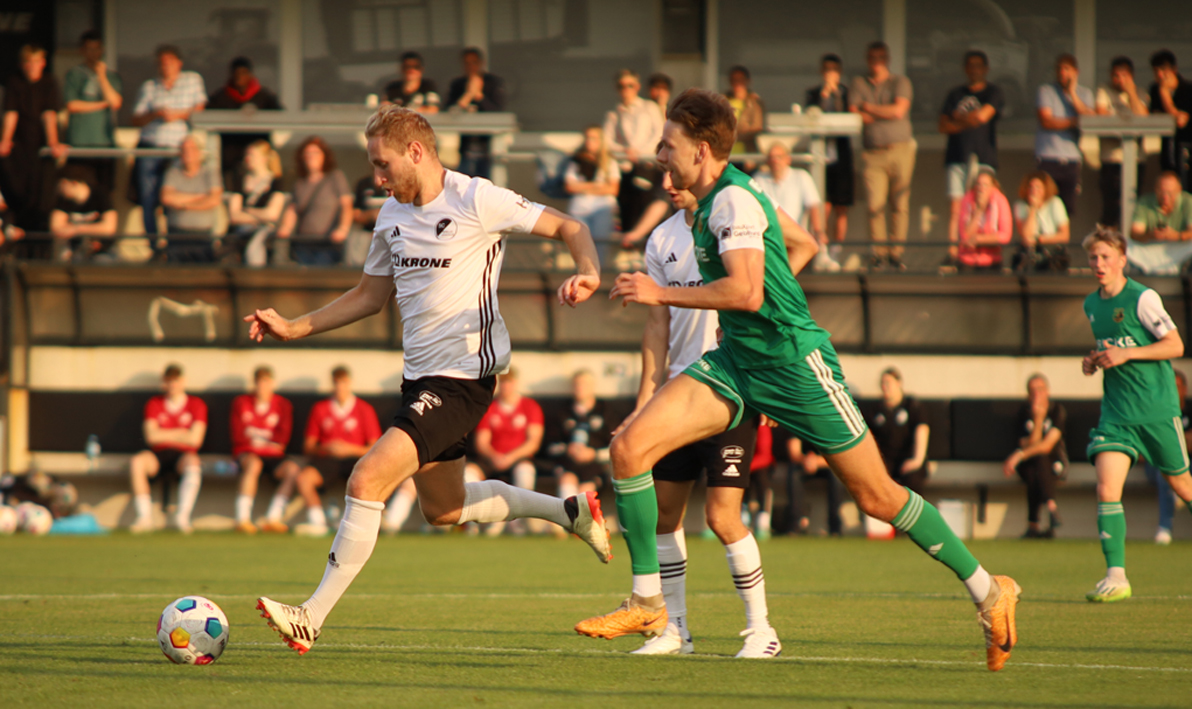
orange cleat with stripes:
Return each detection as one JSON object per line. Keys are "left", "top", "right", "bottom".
{"left": 977, "top": 575, "right": 1022, "bottom": 671}
{"left": 575, "top": 593, "right": 668, "bottom": 640}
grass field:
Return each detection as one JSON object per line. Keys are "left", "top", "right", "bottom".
{"left": 1, "top": 532, "right": 1188, "bottom": 708}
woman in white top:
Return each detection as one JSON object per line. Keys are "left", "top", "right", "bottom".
{"left": 565, "top": 125, "right": 620, "bottom": 262}
{"left": 1013, "top": 170, "right": 1071, "bottom": 272}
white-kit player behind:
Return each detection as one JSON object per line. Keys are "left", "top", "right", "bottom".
{"left": 247, "top": 106, "right": 612, "bottom": 654}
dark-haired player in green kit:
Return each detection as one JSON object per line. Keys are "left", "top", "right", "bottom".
{"left": 1081, "top": 227, "right": 1192, "bottom": 602}
{"left": 576, "top": 88, "right": 1021, "bottom": 671}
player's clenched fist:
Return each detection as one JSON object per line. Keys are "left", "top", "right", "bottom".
{"left": 244, "top": 308, "right": 300, "bottom": 342}
{"left": 557, "top": 273, "right": 600, "bottom": 308}
{"left": 610, "top": 272, "right": 664, "bottom": 307}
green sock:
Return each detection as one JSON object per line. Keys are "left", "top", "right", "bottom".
{"left": 1097, "top": 502, "right": 1127, "bottom": 569}
{"left": 612, "top": 472, "right": 660, "bottom": 575}
{"left": 891, "top": 489, "right": 979, "bottom": 580}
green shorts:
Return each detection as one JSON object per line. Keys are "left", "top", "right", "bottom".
{"left": 1087, "top": 417, "right": 1190, "bottom": 475}
{"left": 683, "top": 341, "right": 867, "bottom": 455}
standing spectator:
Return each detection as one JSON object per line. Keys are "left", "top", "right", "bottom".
{"left": 955, "top": 168, "right": 1013, "bottom": 270}
{"left": 128, "top": 364, "right": 207, "bottom": 534}
{"left": 850, "top": 41, "right": 915, "bottom": 271}
{"left": 464, "top": 368, "right": 545, "bottom": 536}
{"left": 753, "top": 142, "right": 833, "bottom": 270}
{"left": 446, "top": 47, "right": 505, "bottom": 179}
{"left": 206, "top": 57, "right": 282, "bottom": 191}
{"left": 276, "top": 136, "right": 352, "bottom": 265}
{"left": 725, "top": 65, "right": 765, "bottom": 155}
{"left": 49, "top": 165, "right": 117, "bottom": 262}
{"left": 159, "top": 135, "right": 222, "bottom": 262}
{"left": 604, "top": 69, "right": 665, "bottom": 239}
{"left": 0, "top": 44, "right": 65, "bottom": 232}
{"left": 131, "top": 45, "right": 206, "bottom": 236}
{"left": 1002, "top": 374, "right": 1067, "bottom": 539}
{"left": 63, "top": 31, "right": 122, "bottom": 199}
{"left": 546, "top": 370, "right": 612, "bottom": 501}
{"left": 383, "top": 51, "right": 440, "bottom": 114}
{"left": 292, "top": 366, "right": 382, "bottom": 537}
{"left": 1096, "top": 56, "right": 1150, "bottom": 227}
{"left": 648, "top": 73, "right": 673, "bottom": 114}
{"left": 868, "top": 367, "right": 929, "bottom": 495}
{"left": 230, "top": 366, "right": 298, "bottom": 535}
{"left": 1147, "top": 369, "right": 1188, "bottom": 545}
{"left": 805, "top": 54, "right": 853, "bottom": 258}
{"left": 1035, "top": 54, "right": 1096, "bottom": 220}
{"left": 939, "top": 50, "right": 1004, "bottom": 267}
{"left": 1150, "top": 50, "right": 1192, "bottom": 192}
{"left": 564, "top": 125, "right": 620, "bottom": 261}
{"left": 226, "top": 140, "right": 286, "bottom": 266}
{"left": 1013, "top": 170, "right": 1071, "bottom": 272}
{"left": 1126, "top": 170, "right": 1192, "bottom": 275}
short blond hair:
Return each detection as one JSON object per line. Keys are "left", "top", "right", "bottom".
{"left": 1082, "top": 225, "right": 1127, "bottom": 255}
{"left": 247, "top": 140, "right": 282, "bottom": 178}
{"left": 365, "top": 105, "right": 438, "bottom": 158}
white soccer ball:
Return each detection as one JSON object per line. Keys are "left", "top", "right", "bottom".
{"left": 0, "top": 505, "right": 17, "bottom": 535}
{"left": 16, "top": 502, "right": 53, "bottom": 535}
{"left": 156, "top": 596, "right": 230, "bottom": 665}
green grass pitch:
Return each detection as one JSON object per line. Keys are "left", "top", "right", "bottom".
{"left": 1, "top": 533, "right": 1188, "bottom": 708}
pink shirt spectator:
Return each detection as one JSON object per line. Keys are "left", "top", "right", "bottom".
{"left": 958, "top": 189, "right": 1013, "bottom": 267}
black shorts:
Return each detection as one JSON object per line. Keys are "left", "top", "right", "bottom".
{"left": 555, "top": 460, "right": 608, "bottom": 485}
{"left": 309, "top": 456, "right": 359, "bottom": 480}
{"left": 237, "top": 453, "right": 289, "bottom": 480}
{"left": 653, "top": 418, "right": 759, "bottom": 488}
{"left": 824, "top": 158, "right": 855, "bottom": 206}
{"left": 152, "top": 448, "right": 186, "bottom": 475}
{"left": 473, "top": 456, "right": 532, "bottom": 482}
{"left": 392, "top": 375, "right": 497, "bottom": 466}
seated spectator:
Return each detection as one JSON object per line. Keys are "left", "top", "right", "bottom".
{"left": 782, "top": 433, "right": 843, "bottom": 536}
{"left": 464, "top": 368, "right": 545, "bottom": 536}
{"left": 160, "top": 135, "right": 223, "bottom": 261}
{"left": 955, "top": 168, "right": 1012, "bottom": 270}
{"left": 753, "top": 142, "right": 833, "bottom": 270}
{"left": 206, "top": 56, "right": 282, "bottom": 190}
{"left": 605, "top": 69, "right": 665, "bottom": 245}
{"left": 291, "top": 366, "right": 381, "bottom": 537}
{"left": 545, "top": 370, "right": 612, "bottom": 500}
{"left": 128, "top": 364, "right": 207, "bottom": 534}
{"left": 226, "top": 140, "right": 286, "bottom": 266}
{"left": 1, "top": 44, "right": 66, "bottom": 232}
{"left": 0, "top": 186, "right": 24, "bottom": 246}
{"left": 383, "top": 51, "right": 440, "bottom": 114}
{"left": 1002, "top": 374, "right": 1066, "bottom": 539}
{"left": 276, "top": 136, "right": 352, "bottom": 266}
{"left": 1013, "top": 170, "right": 1070, "bottom": 272}
{"left": 647, "top": 73, "right": 672, "bottom": 114}
{"left": 868, "top": 367, "right": 929, "bottom": 495}
{"left": 49, "top": 165, "right": 117, "bottom": 262}
{"left": 565, "top": 125, "right": 620, "bottom": 262}
{"left": 726, "top": 65, "right": 765, "bottom": 155}
{"left": 231, "top": 366, "right": 298, "bottom": 535}
{"left": 63, "top": 30, "right": 122, "bottom": 199}
{"left": 1127, "top": 170, "right": 1192, "bottom": 275}
{"left": 806, "top": 54, "right": 854, "bottom": 256}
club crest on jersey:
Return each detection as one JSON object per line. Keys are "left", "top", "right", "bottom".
{"left": 719, "top": 227, "right": 732, "bottom": 240}
{"left": 435, "top": 218, "right": 457, "bottom": 240}
{"left": 1113, "top": 308, "right": 1125, "bottom": 323}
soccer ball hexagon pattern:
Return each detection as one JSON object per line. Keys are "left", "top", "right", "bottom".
{"left": 15, "top": 502, "right": 53, "bottom": 535}
{"left": 0, "top": 505, "right": 17, "bottom": 535}
{"left": 156, "top": 596, "right": 229, "bottom": 665}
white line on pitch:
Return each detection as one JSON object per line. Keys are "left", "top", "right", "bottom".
{"left": 2, "top": 591, "right": 1190, "bottom": 602}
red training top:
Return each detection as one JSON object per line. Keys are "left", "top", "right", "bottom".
{"left": 230, "top": 394, "right": 293, "bottom": 457}
{"left": 144, "top": 395, "right": 208, "bottom": 453}
{"left": 305, "top": 396, "right": 382, "bottom": 448}
{"left": 476, "top": 396, "right": 544, "bottom": 454}
{"left": 751, "top": 423, "right": 773, "bottom": 472}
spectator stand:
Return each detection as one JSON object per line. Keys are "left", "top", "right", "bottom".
{"left": 1080, "top": 114, "right": 1177, "bottom": 227}
{"left": 766, "top": 110, "right": 864, "bottom": 203}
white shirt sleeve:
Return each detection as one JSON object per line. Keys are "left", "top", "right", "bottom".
{"left": 1137, "top": 288, "right": 1177, "bottom": 340}
{"left": 645, "top": 227, "right": 666, "bottom": 287}
{"left": 708, "top": 186, "right": 768, "bottom": 254}
{"left": 797, "top": 169, "right": 821, "bottom": 207}
{"left": 362, "top": 229, "right": 393, "bottom": 277}
{"left": 472, "top": 179, "right": 545, "bottom": 237}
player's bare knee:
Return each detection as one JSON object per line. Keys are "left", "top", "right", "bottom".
{"left": 656, "top": 507, "right": 684, "bottom": 534}
{"left": 1167, "top": 472, "right": 1192, "bottom": 500}
{"left": 609, "top": 434, "right": 646, "bottom": 479}
{"left": 706, "top": 505, "right": 747, "bottom": 541}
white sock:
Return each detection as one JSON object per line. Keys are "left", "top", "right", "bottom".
{"left": 632, "top": 573, "right": 662, "bottom": 598}
{"left": 383, "top": 487, "right": 416, "bottom": 530}
{"left": 757, "top": 511, "right": 771, "bottom": 534}
{"left": 307, "top": 505, "right": 327, "bottom": 527}
{"left": 1107, "top": 566, "right": 1128, "bottom": 583}
{"left": 657, "top": 530, "right": 689, "bottom": 638}
{"left": 457, "top": 480, "right": 569, "bottom": 527}
{"left": 301, "top": 497, "right": 384, "bottom": 628}
{"left": 725, "top": 533, "right": 769, "bottom": 629}
{"left": 266, "top": 494, "right": 287, "bottom": 522}
{"left": 134, "top": 493, "right": 152, "bottom": 522}
{"left": 964, "top": 565, "right": 993, "bottom": 604}
{"left": 176, "top": 467, "right": 202, "bottom": 526}
{"left": 235, "top": 494, "right": 254, "bottom": 524}
{"left": 512, "top": 460, "right": 536, "bottom": 490}
{"left": 558, "top": 479, "right": 578, "bottom": 501}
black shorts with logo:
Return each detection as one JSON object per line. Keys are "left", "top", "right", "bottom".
{"left": 393, "top": 375, "right": 497, "bottom": 466}
{"left": 309, "top": 456, "right": 359, "bottom": 480}
{"left": 653, "top": 418, "right": 759, "bottom": 488}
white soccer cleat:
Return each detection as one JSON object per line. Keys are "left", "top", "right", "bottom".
{"left": 1086, "top": 575, "right": 1132, "bottom": 603}
{"left": 257, "top": 596, "right": 320, "bottom": 655}
{"left": 293, "top": 523, "right": 330, "bottom": 538}
{"left": 630, "top": 622, "right": 693, "bottom": 655}
{"left": 129, "top": 518, "right": 155, "bottom": 535}
{"left": 568, "top": 491, "right": 612, "bottom": 563}
{"left": 735, "top": 626, "right": 782, "bottom": 658}
{"left": 1155, "top": 527, "right": 1173, "bottom": 545}
{"left": 174, "top": 516, "right": 193, "bottom": 535}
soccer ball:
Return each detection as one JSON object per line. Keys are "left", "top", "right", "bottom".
{"left": 0, "top": 505, "right": 17, "bottom": 534}
{"left": 16, "top": 502, "right": 53, "bottom": 535}
{"left": 156, "top": 596, "right": 230, "bottom": 665}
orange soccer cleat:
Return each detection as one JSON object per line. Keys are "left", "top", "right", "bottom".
{"left": 575, "top": 594, "right": 668, "bottom": 640}
{"left": 977, "top": 575, "right": 1022, "bottom": 671}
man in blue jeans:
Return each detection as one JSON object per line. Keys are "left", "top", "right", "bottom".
{"left": 1146, "top": 368, "right": 1188, "bottom": 545}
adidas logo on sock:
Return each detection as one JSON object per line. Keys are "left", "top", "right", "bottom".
{"left": 1100, "top": 531, "right": 1112, "bottom": 539}
{"left": 927, "top": 543, "right": 944, "bottom": 556}
{"left": 328, "top": 552, "right": 340, "bottom": 568}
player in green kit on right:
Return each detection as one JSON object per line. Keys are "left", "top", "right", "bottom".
{"left": 1081, "top": 227, "right": 1192, "bottom": 602}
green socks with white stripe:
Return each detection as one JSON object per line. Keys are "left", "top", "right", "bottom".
{"left": 613, "top": 471, "right": 661, "bottom": 597}
{"left": 1097, "top": 502, "right": 1127, "bottom": 569}
{"left": 891, "top": 489, "right": 984, "bottom": 597}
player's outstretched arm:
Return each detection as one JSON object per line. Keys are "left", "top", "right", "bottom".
{"left": 774, "top": 206, "right": 819, "bottom": 276}
{"left": 610, "top": 247, "right": 764, "bottom": 312}
{"left": 244, "top": 274, "right": 395, "bottom": 343}
{"left": 530, "top": 206, "right": 601, "bottom": 307}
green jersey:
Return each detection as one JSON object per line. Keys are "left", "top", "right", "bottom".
{"left": 1084, "top": 278, "right": 1180, "bottom": 424}
{"left": 691, "top": 164, "right": 830, "bottom": 369}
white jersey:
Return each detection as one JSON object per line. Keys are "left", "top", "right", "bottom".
{"left": 364, "top": 170, "right": 544, "bottom": 380}
{"left": 645, "top": 211, "right": 720, "bottom": 379}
